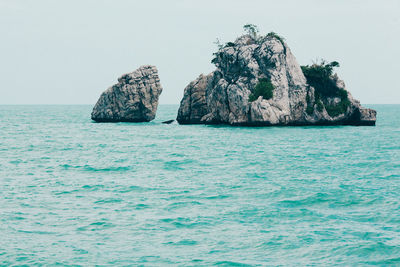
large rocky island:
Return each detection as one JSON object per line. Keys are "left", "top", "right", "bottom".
{"left": 177, "top": 30, "right": 376, "bottom": 126}
{"left": 91, "top": 65, "right": 162, "bottom": 122}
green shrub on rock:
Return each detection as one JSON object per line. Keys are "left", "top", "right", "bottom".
{"left": 306, "top": 105, "right": 314, "bottom": 115}
{"left": 243, "top": 24, "right": 259, "bottom": 39}
{"left": 325, "top": 89, "right": 351, "bottom": 117}
{"left": 301, "top": 61, "right": 340, "bottom": 96}
{"left": 316, "top": 100, "right": 324, "bottom": 112}
{"left": 249, "top": 78, "right": 275, "bottom": 102}
{"left": 301, "top": 60, "right": 350, "bottom": 117}
{"left": 266, "top": 32, "right": 285, "bottom": 45}
{"left": 305, "top": 93, "right": 314, "bottom": 115}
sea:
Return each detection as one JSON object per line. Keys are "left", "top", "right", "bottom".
{"left": 0, "top": 104, "right": 399, "bottom": 266}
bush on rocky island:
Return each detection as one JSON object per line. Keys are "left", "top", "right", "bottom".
{"left": 301, "top": 60, "right": 340, "bottom": 96}
{"left": 248, "top": 78, "right": 275, "bottom": 102}
{"left": 301, "top": 60, "right": 351, "bottom": 116}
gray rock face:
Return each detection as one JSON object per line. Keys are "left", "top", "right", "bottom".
{"left": 91, "top": 65, "right": 162, "bottom": 122}
{"left": 177, "top": 34, "right": 376, "bottom": 126}
{"left": 177, "top": 73, "right": 212, "bottom": 124}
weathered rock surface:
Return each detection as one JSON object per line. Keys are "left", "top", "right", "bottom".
{"left": 91, "top": 65, "right": 162, "bottom": 122}
{"left": 177, "top": 73, "right": 211, "bottom": 124}
{"left": 177, "top": 34, "right": 376, "bottom": 126}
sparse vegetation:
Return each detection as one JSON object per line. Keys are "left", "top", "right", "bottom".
{"left": 267, "top": 32, "right": 285, "bottom": 45}
{"left": 211, "top": 25, "right": 286, "bottom": 65}
{"left": 249, "top": 78, "right": 275, "bottom": 102}
{"left": 305, "top": 94, "right": 314, "bottom": 115}
{"left": 214, "top": 38, "right": 224, "bottom": 50}
{"left": 325, "top": 89, "right": 351, "bottom": 117}
{"left": 316, "top": 100, "right": 324, "bottom": 112}
{"left": 301, "top": 60, "right": 341, "bottom": 96}
{"left": 243, "top": 24, "right": 259, "bottom": 39}
{"left": 312, "top": 92, "right": 324, "bottom": 112}
{"left": 301, "top": 60, "right": 351, "bottom": 117}
{"left": 306, "top": 105, "right": 314, "bottom": 115}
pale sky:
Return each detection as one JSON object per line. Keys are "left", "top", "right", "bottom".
{"left": 0, "top": 0, "right": 399, "bottom": 104}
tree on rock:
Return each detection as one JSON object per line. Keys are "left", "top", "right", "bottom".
{"left": 243, "top": 24, "right": 259, "bottom": 39}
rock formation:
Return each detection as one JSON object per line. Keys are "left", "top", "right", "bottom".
{"left": 91, "top": 65, "right": 162, "bottom": 122}
{"left": 177, "top": 73, "right": 211, "bottom": 124}
{"left": 177, "top": 34, "right": 376, "bottom": 126}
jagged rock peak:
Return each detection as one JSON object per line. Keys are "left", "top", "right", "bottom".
{"left": 91, "top": 65, "right": 163, "bottom": 122}
{"left": 177, "top": 31, "right": 376, "bottom": 126}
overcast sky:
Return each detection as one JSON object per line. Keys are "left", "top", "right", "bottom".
{"left": 0, "top": 0, "right": 399, "bottom": 104}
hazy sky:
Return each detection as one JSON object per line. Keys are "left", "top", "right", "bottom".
{"left": 0, "top": 0, "right": 399, "bottom": 104}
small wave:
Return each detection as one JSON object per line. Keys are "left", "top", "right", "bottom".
{"left": 205, "top": 195, "right": 230, "bottom": 200}
{"left": 53, "top": 189, "right": 79, "bottom": 195}
{"left": 160, "top": 217, "right": 210, "bottom": 229}
{"left": 76, "top": 221, "right": 115, "bottom": 231}
{"left": 333, "top": 241, "right": 400, "bottom": 260}
{"left": 163, "top": 239, "right": 198, "bottom": 246}
{"left": 60, "top": 164, "right": 131, "bottom": 172}
{"left": 215, "top": 260, "right": 253, "bottom": 266}
{"left": 163, "top": 159, "right": 195, "bottom": 170}
{"left": 165, "top": 201, "right": 202, "bottom": 211}
{"left": 17, "top": 230, "right": 56, "bottom": 235}
{"left": 277, "top": 192, "right": 367, "bottom": 207}
{"left": 134, "top": 203, "right": 150, "bottom": 210}
{"left": 72, "top": 248, "right": 89, "bottom": 255}
{"left": 94, "top": 198, "right": 123, "bottom": 204}
{"left": 82, "top": 165, "right": 131, "bottom": 172}
{"left": 118, "top": 185, "right": 151, "bottom": 193}
{"left": 279, "top": 193, "right": 332, "bottom": 207}
{"left": 81, "top": 184, "right": 105, "bottom": 191}
{"left": 9, "top": 159, "right": 22, "bottom": 165}
{"left": 8, "top": 216, "right": 26, "bottom": 221}
{"left": 365, "top": 256, "right": 400, "bottom": 265}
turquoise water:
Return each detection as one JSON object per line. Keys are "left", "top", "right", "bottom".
{"left": 1, "top": 104, "right": 399, "bottom": 266}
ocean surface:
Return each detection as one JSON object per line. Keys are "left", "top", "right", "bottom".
{"left": 0, "top": 104, "right": 399, "bottom": 266}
